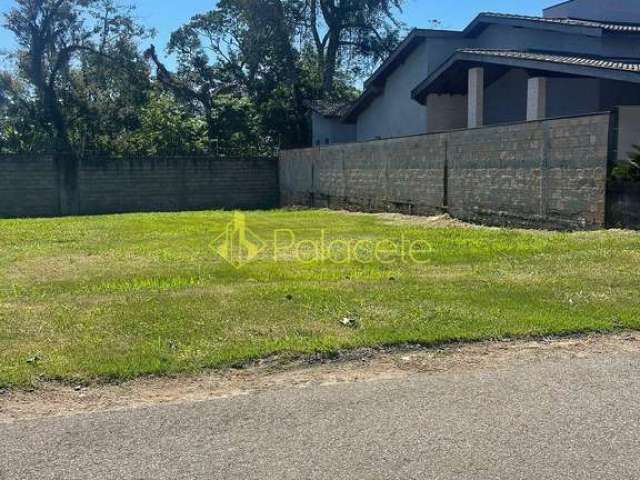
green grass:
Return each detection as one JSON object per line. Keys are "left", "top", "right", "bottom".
{"left": 1, "top": 209, "right": 639, "bottom": 389}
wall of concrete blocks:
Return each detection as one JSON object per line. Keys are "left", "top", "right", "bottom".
{"left": 280, "top": 113, "right": 612, "bottom": 229}
{"left": 0, "top": 155, "right": 279, "bottom": 219}
{"left": 280, "top": 134, "right": 448, "bottom": 216}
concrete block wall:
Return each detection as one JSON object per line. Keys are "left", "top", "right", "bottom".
{"left": 280, "top": 134, "right": 448, "bottom": 215}
{"left": 0, "top": 155, "right": 61, "bottom": 218}
{"left": 447, "top": 114, "right": 609, "bottom": 228}
{"left": 0, "top": 156, "right": 279, "bottom": 219}
{"left": 280, "top": 113, "right": 612, "bottom": 229}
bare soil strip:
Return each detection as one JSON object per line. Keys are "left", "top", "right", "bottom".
{"left": 2, "top": 332, "right": 639, "bottom": 423}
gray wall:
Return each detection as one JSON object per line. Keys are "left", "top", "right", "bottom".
{"left": 485, "top": 69, "right": 529, "bottom": 125}
{"left": 281, "top": 113, "right": 611, "bottom": 229}
{"left": 544, "top": 0, "right": 640, "bottom": 24}
{"left": 324, "top": 11, "right": 640, "bottom": 144}
{"left": 356, "top": 37, "right": 469, "bottom": 142}
{"left": 356, "top": 41, "right": 430, "bottom": 141}
{"left": 312, "top": 112, "right": 357, "bottom": 146}
{"left": 0, "top": 155, "right": 60, "bottom": 218}
{"left": 0, "top": 156, "right": 279, "bottom": 219}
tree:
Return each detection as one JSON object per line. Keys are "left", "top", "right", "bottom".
{"left": 3, "top": 0, "right": 151, "bottom": 156}
{"left": 145, "top": 0, "right": 310, "bottom": 149}
{"left": 306, "top": 0, "right": 405, "bottom": 96}
{"left": 611, "top": 146, "right": 640, "bottom": 182}
{"left": 0, "top": 71, "right": 51, "bottom": 153}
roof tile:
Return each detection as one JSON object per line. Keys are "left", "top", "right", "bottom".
{"left": 458, "top": 49, "right": 640, "bottom": 72}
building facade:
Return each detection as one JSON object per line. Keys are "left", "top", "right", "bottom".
{"left": 312, "top": 0, "right": 640, "bottom": 159}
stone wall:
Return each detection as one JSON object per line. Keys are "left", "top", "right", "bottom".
{"left": 280, "top": 113, "right": 612, "bottom": 229}
{"left": 0, "top": 155, "right": 279, "bottom": 219}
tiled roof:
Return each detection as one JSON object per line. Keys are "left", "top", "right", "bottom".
{"left": 412, "top": 49, "right": 640, "bottom": 102}
{"left": 479, "top": 12, "right": 640, "bottom": 33}
{"left": 458, "top": 49, "right": 640, "bottom": 72}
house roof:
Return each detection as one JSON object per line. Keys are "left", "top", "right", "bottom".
{"left": 412, "top": 49, "right": 640, "bottom": 102}
{"left": 363, "top": 28, "right": 462, "bottom": 90}
{"left": 464, "top": 12, "right": 640, "bottom": 36}
{"left": 342, "top": 87, "right": 383, "bottom": 123}
{"left": 459, "top": 49, "right": 640, "bottom": 72}
{"left": 340, "top": 10, "right": 640, "bottom": 121}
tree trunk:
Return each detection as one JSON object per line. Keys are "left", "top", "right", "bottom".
{"left": 322, "top": 32, "right": 340, "bottom": 97}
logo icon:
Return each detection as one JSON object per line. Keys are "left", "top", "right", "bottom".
{"left": 210, "top": 212, "right": 266, "bottom": 268}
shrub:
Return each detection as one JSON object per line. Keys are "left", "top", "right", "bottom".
{"left": 610, "top": 145, "right": 640, "bottom": 182}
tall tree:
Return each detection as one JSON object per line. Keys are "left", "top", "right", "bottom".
{"left": 145, "top": 0, "right": 310, "bottom": 149}
{"left": 306, "top": 0, "right": 404, "bottom": 96}
{"left": 3, "top": 0, "right": 150, "bottom": 156}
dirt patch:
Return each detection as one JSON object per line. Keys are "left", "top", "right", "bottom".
{"left": 2, "top": 331, "right": 639, "bottom": 423}
{"left": 374, "top": 213, "right": 476, "bottom": 229}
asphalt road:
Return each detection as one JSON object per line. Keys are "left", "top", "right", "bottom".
{"left": 2, "top": 351, "right": 640, "bottom": 480}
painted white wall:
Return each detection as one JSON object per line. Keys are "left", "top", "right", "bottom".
{"left": 618, "top": 106, "right": 640, "bottom": 161}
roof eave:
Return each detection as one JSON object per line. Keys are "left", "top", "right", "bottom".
{"left": 342, "top": 87, "right": 384, "bottom": 123}
{"left": 363, "top": 28, "right": 463, "bottom": 90}
{"left": 412, "top": 52, "right": 640, "bottom": 103}
{"left": 464, "top": 13, "right": 603, "bottom": 38}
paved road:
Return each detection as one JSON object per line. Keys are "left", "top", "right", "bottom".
{"left": 2, "top": 351, "right": 640, "bottom": 480}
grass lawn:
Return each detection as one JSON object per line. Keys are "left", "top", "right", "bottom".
{"left": 1, "top": 209, "right": 639, "bottom": 389}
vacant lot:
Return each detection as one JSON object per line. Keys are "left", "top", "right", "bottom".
{"left": 0, "top": 210, "right": 638, "bottom": 389}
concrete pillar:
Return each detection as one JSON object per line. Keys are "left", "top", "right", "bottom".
{"left": 467, "top": 67, "right": 484, "bottom": 128}
{"left": 527, "top": 77, "right": 547, "bottom": 121}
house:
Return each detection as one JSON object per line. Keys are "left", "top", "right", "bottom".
{"left": 312, "top": 0, "right": 640, "bottom": 159}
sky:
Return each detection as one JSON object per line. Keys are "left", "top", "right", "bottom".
{"left": 0, "top": 0, "right": 554, "bottom": 69}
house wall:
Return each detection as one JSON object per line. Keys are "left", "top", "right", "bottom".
{"left": 0, "top": 156, "right": 279, "bottom": 219}
{"left": 484, "top": 69, "right": 529, "bottom": 125}
{"left": 426, "top": 94, "right": 467, "bottom": 132}
{"left": 312, "top": 113, "right": 357, "bottom": 146}
{"left": 356, "top": 37, "right": 468, "bottom": 142}
{"left": 544, "top": 0, "right": 640, "bottom": 24}
{"left": 546, "top": 78, "right": 601, "bottom": 118}
{"left": 281, "top": 113, "right": 611, "bottom": 229}
{"left": 356, "top": 41, "right": 430, "bottom": 141}
{"left": 467, "top": 69, "right": 640, "bottom": 126}
{"left": 348, "top": 14, "right": 640, "bottom": 143}
{"left": 473, "top": 23, "right": 640, "bottom": 59}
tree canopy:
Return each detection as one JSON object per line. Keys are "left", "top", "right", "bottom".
{"left": 1, "top": 0, "right": 406, "bottom": 156}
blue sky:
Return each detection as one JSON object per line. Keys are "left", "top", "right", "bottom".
{"left": 0, "top": 0, "right": 553, "bottom": 68}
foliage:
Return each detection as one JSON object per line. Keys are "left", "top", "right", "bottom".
{"left": 3, "top": 0, "right": 151, "bottom": 156}
{"left": 1, "top": 0, "right": 407, "bottom": 155}
{"left": 306, "top": 0, "right": 405, "bottom": 95}
{"left": 610, "top": 146, "right": 640, "bottom": 182}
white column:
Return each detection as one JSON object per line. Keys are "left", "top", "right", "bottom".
{"left": 527, "top": 77, "right": 547, "bottom": 121}
{"left": 467, "top": 67, "right": 484, "bottom": 128}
